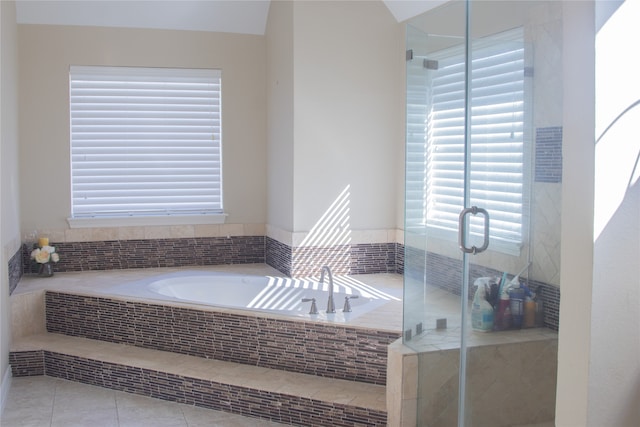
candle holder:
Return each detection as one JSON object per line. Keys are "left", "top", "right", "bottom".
{"left": 38, "top": 263, "right": 54, "bottom": 277}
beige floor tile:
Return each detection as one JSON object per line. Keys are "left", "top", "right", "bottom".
{"left": 1, "top": 405, "right": 54, "bottom": 427}
{"left": 181, "top": 405, "right": 285, "bottom": 427}
{"left": 53, "top": 381, "right": 117, "bottom": 411}
{"left": 2, "top": 377, "right": 297, "bottom": 427}
{"left": 51, "top": 407, "right": 119, "bottom": 427}
{"left": 116, "top": 401, "right": 189, "bottom": 422}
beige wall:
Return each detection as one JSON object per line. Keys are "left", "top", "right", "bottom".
{"left": 19, "top": 2, "right": 406, "bottom": 245}
{"left": 588, "top": 0, "right": 640, "bottom": 425}
{"left": 291, "top": 1, "right": 404, "bottom": 234}
{"left": 265, "top": 0, "right": 295, "bottom": 233}
{"left": 556, "top": 1, "right": 595, "bottom": 425}
{"left": 1, "top": 0, "right": 20, "bottom": 408}
{"left": 18, "top": 24, "right": 267, "bottom": 236}
{"left": 264, "top": 0, "right": 405, "bottom": 246}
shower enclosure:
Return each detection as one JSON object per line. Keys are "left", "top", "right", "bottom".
{"left": 402, "top": 1, "right": 562, "bottom": 426}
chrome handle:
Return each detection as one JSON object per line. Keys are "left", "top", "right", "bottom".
{"left": 458, "top": 206, "right": 490, "bottom": 254}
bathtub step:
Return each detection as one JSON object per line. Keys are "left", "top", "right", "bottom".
{"left": 10, "top": 333, "right": 387, "bottom": 427}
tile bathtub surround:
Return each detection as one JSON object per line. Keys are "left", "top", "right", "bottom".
{"left": 45, "top": 291, "right": 401, "bottom": 385}
{"left": 19, "top": 235, "right": 400, "bottom": 277}
{"left": 7, "top": 351, "right": 387, "bottom": 427}
{"left": 265, "top": 236, "right": 291, "bottom": 276}
{"left": 22, "top": 236, "right": 266, "bottom": 273}
{"left": 266, "top": 236, "right": 400, "bottom": 278}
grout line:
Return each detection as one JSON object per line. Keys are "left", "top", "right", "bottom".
{"left": 114, "top": 388, "right": 121, "bottom": 427}
{"left": 49, "top": 378, "right": 59, "bottom": 427}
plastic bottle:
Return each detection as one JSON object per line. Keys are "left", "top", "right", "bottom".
{"left": 534, "top": 289, "right": 544, "bottom": 327}
{"left": 471, "top": 282, "right": 494, "bottom": 332}
{"left": 523, "top": 296, "right": 536, "bottom": 328}
{"left": 508, "top": 276, "right": 525, "bottom": 329}
{"left": 495, "top": 289, "right": 510, "bottom": 331}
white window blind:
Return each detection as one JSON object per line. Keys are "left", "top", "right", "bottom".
{"left": 69, "top": 66, "right": 222, "bottom": 219}
{"left": 407, "top": 28, "right": 527, "bottom": 254}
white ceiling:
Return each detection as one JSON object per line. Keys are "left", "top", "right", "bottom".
{"left": 15, "top": 0, "right": 447, "bottom": 35}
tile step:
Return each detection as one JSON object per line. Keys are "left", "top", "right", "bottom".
{"left": 10, "top": 333, "right": 387, "bottom": 426}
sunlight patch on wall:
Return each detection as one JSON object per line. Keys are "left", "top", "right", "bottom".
{"left": 594, "top": 0, "right": 640, "bottom": 240}
{"left": 292, "top": 185, "right": 352, "bottom": 276}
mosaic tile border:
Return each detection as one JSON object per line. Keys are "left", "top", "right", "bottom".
{"left": 45, "top": 291, "right": 401, "bottom": 385}
{"left": 265, "top": 237, "right": 291, "bottom": 276}
{"left": 535, "top": 126, "right": 563, "bottom": 183}
{"left": 266, "top": 237, "right": 399, "bottom": 277}
{"left": 9, "top": 350, "right": 387, "bottom": 427}
{"left": 19, "top": 235, "right": 399, "bottom": 277}
{"left": 22, "top": 236, "right": 265, "bottom": 273}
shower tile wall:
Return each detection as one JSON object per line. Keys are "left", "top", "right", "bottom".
{"left": 404, "top": 248, "right": 560, "bottom": 331}
{"left": 532, "top": 126, "right": 563, "bottom": 287}
{"left": 416, "top": 339, "right": 558, "bottom": 427}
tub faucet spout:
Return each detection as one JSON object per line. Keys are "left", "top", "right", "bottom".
{"left": 319, "top": 265, "right": 336, "bottom": 313}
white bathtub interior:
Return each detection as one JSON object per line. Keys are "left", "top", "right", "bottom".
{"left": 13, "top": 264, "right": 405, "bottom": 331}
{"left": 106, "top": 269, "right": 403, "bottom": 322}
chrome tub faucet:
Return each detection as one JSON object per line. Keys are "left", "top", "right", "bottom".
{"left": 319, "top": 265, "right": 336, "bottom": 313}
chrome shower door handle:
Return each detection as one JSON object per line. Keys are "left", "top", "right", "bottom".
{"left": 458, "top": 206, "right": 490, "bottom": 254}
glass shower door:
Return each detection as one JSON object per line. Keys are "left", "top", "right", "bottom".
{"left": 403, "top": 1, "right": 548, "bottom": 425}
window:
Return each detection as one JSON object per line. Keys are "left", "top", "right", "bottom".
{"left": 69, "top": 66, "right": 223, "bottom": 226}
{"left": 406, "top": 28, "right": 528, "bottom": 255}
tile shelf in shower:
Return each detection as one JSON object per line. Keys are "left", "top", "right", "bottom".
{"left": 404, "top": 326, "right": 558, "bottom": 353}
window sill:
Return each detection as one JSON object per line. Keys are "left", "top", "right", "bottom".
{"left": 67, "top": 214, "right": 228, "bottom": 229}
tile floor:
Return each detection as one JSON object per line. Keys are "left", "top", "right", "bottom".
{"left": 1, "top": 375, "right": 555, "bottom": 427}
{"left": 1, "top": 376, "right": 290, "bottom": 427}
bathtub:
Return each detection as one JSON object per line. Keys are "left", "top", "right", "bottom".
{"left": 108, "top": 270, "right": 401, "bottom": 322}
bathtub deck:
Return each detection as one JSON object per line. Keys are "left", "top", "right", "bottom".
{"left": 12, "top": 263, "right": 405, "bottom": 333}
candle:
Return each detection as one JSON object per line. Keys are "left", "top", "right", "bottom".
{"left": 38, "top": 237, "right": 49, "bottom": 248}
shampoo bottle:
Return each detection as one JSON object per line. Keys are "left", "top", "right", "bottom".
{"left": 534, "top": 288, "right": 545, "bottom": 327}
{"left": 524, "top": 296, "right": 536, "bottom": 328}
{"left": 495, "top": 289, "right": 510, "bottom": 331}
{"left": 508, "top": 276, "right": 525, "bottom": 329}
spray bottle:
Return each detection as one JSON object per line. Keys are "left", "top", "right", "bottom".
{"left": 471, "top": 278, "right": 494, "bottom": 332}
